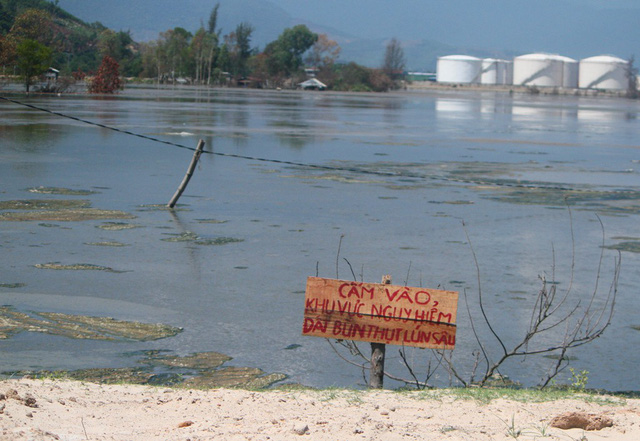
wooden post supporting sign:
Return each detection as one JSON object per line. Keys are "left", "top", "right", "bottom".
{"left": 369, "top": 275, "right": 392, "bottom": 388}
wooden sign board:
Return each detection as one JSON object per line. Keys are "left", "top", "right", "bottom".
{"left": 302, "top": 277, "right": 459, "bottom": 349}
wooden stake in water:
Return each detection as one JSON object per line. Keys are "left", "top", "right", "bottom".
{"left": 167, "top": 139, "right": 205, "bottom": 209}
{"left": 369, "top": 275, "right": 392, "bottom": 389}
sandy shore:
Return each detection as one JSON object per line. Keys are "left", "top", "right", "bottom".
{"left": 1, "top": 379, "right": 639, "bottom": 440}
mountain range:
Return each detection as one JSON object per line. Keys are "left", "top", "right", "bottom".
{"left": 56, "top": 0, "right": 640, "bottom": 71}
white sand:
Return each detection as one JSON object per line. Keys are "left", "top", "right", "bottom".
{"left": 1, "top": 379, "right": 639, "bottom": 440}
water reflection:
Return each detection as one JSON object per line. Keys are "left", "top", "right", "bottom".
{"left": 0, "top": 124, "right": 64, "bottom": 151}
{"left": 435, "top": 98, "right": 482, "bottom": 118}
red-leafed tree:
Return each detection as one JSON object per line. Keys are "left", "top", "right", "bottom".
{"left": 88, "top": 55, "right": 121, "bottom": 93}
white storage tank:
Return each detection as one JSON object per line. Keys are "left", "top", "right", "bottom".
{"left": 437, "top": 55, "right": 482, "bottom": 84}
{"left": 557, "top": 55, "right": 579, "bottom": 88}
{"left": 481, "top": 59, "right": 511, "bottom": 85}
{"left": 505, "top": 61, "right": 514, "bottom": 85}
{"left": 513, "top": 53, "right": 564, "bottom": 87}
{"left": 579, "top": 55, "right": 629, "bottom": 90}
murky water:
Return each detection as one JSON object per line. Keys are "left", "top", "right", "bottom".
{"left": 1, "top": 87, "right": 639, "bottom": 391}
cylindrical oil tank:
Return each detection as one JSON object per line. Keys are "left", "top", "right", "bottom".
{"left": 505, "top": 61, "right": 514, "bottom": 85}
{"left": 557, "top": 55, "right": 579, "bottom": 88}
{"left": 481, "top": 59, "right": 511, "bottom": 85}
{"left": 436, "top": 55, "right": 482, "bottom": 84}
{"left": 513, "top": 53, "right": 564, "bottom": 87}
{"left": 579, "top": 55, "right": 629, "bottom": 90}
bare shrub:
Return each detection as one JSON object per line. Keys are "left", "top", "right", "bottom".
{"left": 326, "top": 213, "right": 620, "bottom": 389}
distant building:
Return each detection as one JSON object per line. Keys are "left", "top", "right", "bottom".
{"left": 45, "top": 67, "right": 60, "bottom": 81}
{"left": 299, "top": 78, "right": 327, "bottom": 90}
{"left": 406, "top": 72, "right": 436, "bottom": 82}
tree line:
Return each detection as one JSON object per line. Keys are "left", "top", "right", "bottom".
{"left": 0, "top": 0, "right": 406, "bottom": 92}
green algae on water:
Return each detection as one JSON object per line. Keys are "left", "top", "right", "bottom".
{"left": 0, "top": 306, "right": 182, "bottom": 341}
{"left": 49, "top": 367, "right": 160, "bottom": 384}
{"left": 0, "top": 199, "right": 90, "bottom": 210}
{"left": 144, "top": 352, "right": 232, "bottom": 369}
{"left": 84, "top": 241, "right": 129, "bottom": 247}
{"left": 96, "top": 222, "right": 141, "bottom": 230}
{"left": 161, "top": 231, "right": 244, "bottom": 246}
{"left": 27, "top": 368, "right": 180, "bottom": 386}
{"left": 38, "top": 312, "right": 182, "bottom": 341}
{"left": 195, "top": 237, "right": 243, "bottom": 246}
{"left": 604, "top": 241, "right": 640, "bottom": 253}
{"left": 0, "top": 283, "right": 26, "bottom": 288}
{"left": 161, "top": 231, "right": 199, "bottom": 242}
{"left": 0, "top": 208, "right": 135, "bottom": 222}
{"left": 182, "top": 366, "right": 285, "bottom": 389}
{"left": 429, "top": 200, "right": 475, "bottom": 205}
{"left": 27, "top": 187, "right": 99, "bottom": 196}
{"left": 34, "top": 262, "right": 121, "bottom": 272}
{"left": 484, "top": 187, "right": 640, "bottom": 213}
{"left": 12, "top": 351, "right": 286, "bottom": 389}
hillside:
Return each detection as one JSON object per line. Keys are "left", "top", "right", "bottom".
{"left": 0, "top": 0, "right": 107, "bottom": 72}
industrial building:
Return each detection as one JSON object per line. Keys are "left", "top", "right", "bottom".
{"left": 435, "top": 53, "right": 631, "bottom": 91}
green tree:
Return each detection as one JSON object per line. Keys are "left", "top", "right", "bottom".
{"left": 207, "top": 3, "right": 220, "bottom": 35}
{"left": 224, "top": 22, "right": 253, "bottom": 78}
{"left": 10, "top": 8, "right": 53, "bottom": 45}
{"left": 264, "top": 24, "right": 317, "bottom": 78}
{"left": 216, "top": 42, "right": 230, "bottom": 73}
{"left": 338, "top": 62, "right": 369, "bottom": 90}
{"left": 0, "top": 2, "right": 13, "bottom": 34}
{"left": 16, "top": 38, "right": 52, "bottom": 92}
{"left": 139, "top": 40, "right": 159, "bottom": 80}
{"left": 203, "top": 3, "right": 221, "bottom": 85}
{"left": 0, "top": 35, "right": 17, "bottom": 68}
{"left": 97, "top": 29, "right": 120, "bottom": 59}
{"left": 191, "top": 27, "right": 217, "bottom": 84}
{"left": 157, "top": 27, "right": 193, "bottom": 82}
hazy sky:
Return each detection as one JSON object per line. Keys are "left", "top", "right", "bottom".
{"left": 264, "top": 0, "right": 640, "bottom": 58}
{"left": 56, "top": 0, "right": 640, "bottom": 68}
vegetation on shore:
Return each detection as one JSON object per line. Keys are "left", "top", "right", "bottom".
{"left": 0, "top": 0, "right": 405, "bottom": 92}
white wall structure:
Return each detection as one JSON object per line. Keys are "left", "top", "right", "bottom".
{"left": 579, "top": 55, "right": 629, "bottom": 90}
{"left": 436, "top": 55, "right": 482, "bottom": 84}
{"left": 513, "top": 53, "right": 566, "bottom": 87}
{"left": 481, "top": 59, "right": 511, "bottom": 85}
